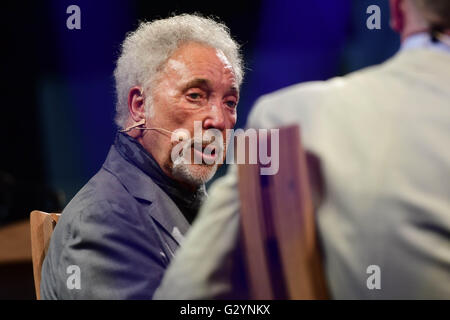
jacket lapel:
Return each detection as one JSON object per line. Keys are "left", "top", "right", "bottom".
{"left": 102, "top": 145, "right": 190, "bottom": 247}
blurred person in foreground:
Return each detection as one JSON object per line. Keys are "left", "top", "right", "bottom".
{"left": 41, "top": 14, "right": 243, "bottom": 299}
{"left": 154, "top": 0, "right": 450, "bottom": 299}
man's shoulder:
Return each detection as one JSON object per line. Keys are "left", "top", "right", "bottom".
{"left": 68, "top": 167, "right": 134, "bottom": 208}
{"left": 59, "top": 166, "right": 150, "bottom": 229}
{"left": 42, "top": 167, "right": 164, "bottom": 275}
{"left": 41, "top": 167, "right": 169, "bottom": 299}
{"left": 256, "top": 79, "right": 332, "bottom": 106}
{"left": 256, "top": 61, "right": 389, "bottom": 105}
{"left": 247, "top": 78, "right": 347, "bottom": 129}
{"left": 246, "top": 56, "right": 402, "bottom": 130}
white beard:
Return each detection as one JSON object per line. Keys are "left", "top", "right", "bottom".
{"left": 171, "top": 162, "right": 218, "bottom": 186}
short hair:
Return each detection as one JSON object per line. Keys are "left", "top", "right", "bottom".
{"left": 113, "top": 14, "right": 244, "bottom": 128}
{"left": 411, "top": 0, "right": 450, "bottom": 29}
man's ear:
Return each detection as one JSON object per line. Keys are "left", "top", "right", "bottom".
{"left": 390, "top": 0, "right": 404, "bottom": 33}
{"left": 127, "top": 86, "right": 146, "bottom": 123}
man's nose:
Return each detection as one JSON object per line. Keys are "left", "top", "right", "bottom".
{"left": 203, "top": 104, "right": 226, "bottom": 131}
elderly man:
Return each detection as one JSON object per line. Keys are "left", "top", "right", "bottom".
{"left": 40, "top": 14, "right": 243, "bottom": 299}
{"left": 154, "top": 0, "right": 450, "bottom": 299}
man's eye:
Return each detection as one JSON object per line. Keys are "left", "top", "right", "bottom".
{"left": 187, "top": 93, "right": 202, "bottom": 100}
{"left": 225, "top": 100, "right": 237, "bottom": 108}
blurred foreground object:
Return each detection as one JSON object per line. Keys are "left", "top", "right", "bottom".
{"left": 238, "top": 125, "right": 328, "bottom": 299}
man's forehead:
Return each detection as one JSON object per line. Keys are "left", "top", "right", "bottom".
{"left": 181, "top": 78, "right": 238, "bottom": 94}
{"left": 164, "top": 51, "right": 238, "bottom": 92}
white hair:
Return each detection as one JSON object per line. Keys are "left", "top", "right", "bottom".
{"left": 113, "top": 14, "right": 244, "bottom": 128}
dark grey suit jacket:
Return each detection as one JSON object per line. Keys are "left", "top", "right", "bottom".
{"left": 40, "top": 145, "right": 190, "bottom": 299}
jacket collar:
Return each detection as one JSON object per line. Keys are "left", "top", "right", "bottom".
{"left": 114, "top": 132, "right": 206, "bottom": 224}
{"left": 102, "top": 145, "right": 190, "bottom": 245}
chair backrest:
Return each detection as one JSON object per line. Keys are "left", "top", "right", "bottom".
{"left": 30, "top": 210, "right": 60, "bottom": 300}
{"left": 237, "top": 125, "right": 328, "bottom": 299}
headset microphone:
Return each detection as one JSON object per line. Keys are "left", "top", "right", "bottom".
{"left": 119, "top": 119, "right": 189, "bottom": 141}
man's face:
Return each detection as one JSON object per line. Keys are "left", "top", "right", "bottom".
{"left": 141, "top": 42, "right": 238, "bottom": 189}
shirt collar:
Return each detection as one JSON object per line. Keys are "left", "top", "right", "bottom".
{"left": 401, "top": 32, "right": 450, "bottom": 53}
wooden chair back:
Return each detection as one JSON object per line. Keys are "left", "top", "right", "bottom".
{"left": 237, "top": 125, "right": 328, "bottom": 299}
{"left": 30, "top": 210, "right": 60, "bottom": 300}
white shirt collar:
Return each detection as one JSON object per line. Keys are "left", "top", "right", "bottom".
{"left": 401, "top": 32, "right": 450, "bottom": 53}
